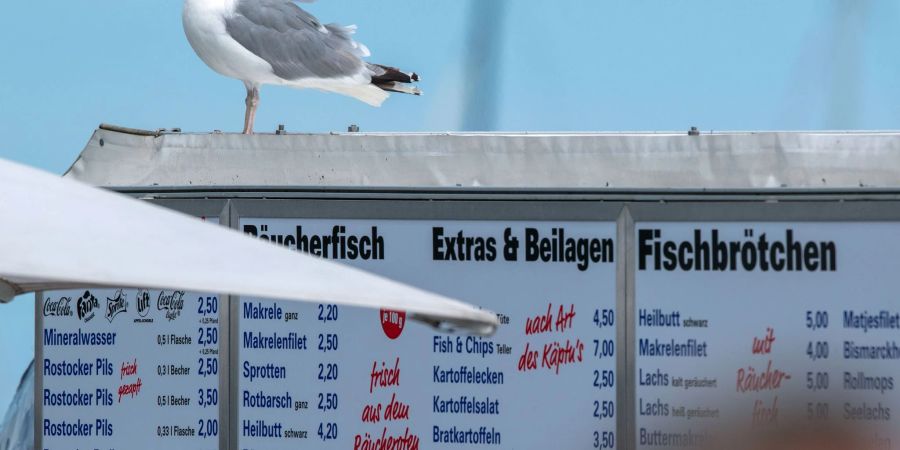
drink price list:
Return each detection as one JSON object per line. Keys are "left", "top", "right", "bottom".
{"left": 238, "top": 219, "right": 618, "bottom": 449}
{"left": 40, "top": 288, "right": 222, "bottom": 449}
{"left": 635, "top": 222, "right": 900, "bottom": 449}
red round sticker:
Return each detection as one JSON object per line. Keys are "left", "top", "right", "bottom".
{"left": 380, "top": 309, "right": 406, "bottom": 340}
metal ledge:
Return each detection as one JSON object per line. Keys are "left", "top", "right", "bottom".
{"left": 67, "top": 126, "right": 900, "bottom": 192}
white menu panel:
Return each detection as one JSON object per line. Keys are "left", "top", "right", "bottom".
{"left": 635, "top": 222, "right": 899, "bottom": 449}
{"left": 238, "top": 219, "right": 618, "bottom": 449}
{"left": 40, "top": 288, "right": 222, "bottom": 449}
{"left": 39, "top": 214, "right": 223, "bottom": 449}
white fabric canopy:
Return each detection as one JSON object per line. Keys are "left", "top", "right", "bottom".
{"left": 0, "top": 158, "right": 497, "bottom": 336}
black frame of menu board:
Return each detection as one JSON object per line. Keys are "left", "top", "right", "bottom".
{"left": 623, "top": 201, "right": 900, "bottom": 450}
{"left": 228, "top": 198, "right": 628, "bottom": 450}
{"left": 33, "top": 199, "right": 232, "bottom": 450}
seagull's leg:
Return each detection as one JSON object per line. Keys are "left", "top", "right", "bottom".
{"left": 242, "top": 83, "right": 260, "bottom": 135}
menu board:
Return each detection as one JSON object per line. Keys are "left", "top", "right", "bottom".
{"left": 238, "top": 219, "right": 618, "bottom": 449}
{"left": 634, "top": 222, "right": 899, "bottom": 448}
{"left": 40, "top": 288, "right": 222, "bottom": 449}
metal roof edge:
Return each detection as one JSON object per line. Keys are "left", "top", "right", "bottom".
{"left": 64, "top": 125, "right": 900, "bottom": 191}
{"left": 81, "top": 123, "right": 900, "bottom": 138}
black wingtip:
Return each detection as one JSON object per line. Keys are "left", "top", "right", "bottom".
{"left": 371, "top": 64, "right": 419, "bottom": 85}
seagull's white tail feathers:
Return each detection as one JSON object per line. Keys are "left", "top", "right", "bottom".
{"left": 331, "top": 84, "right": 390, "bottom": 107}
{"left": 374, "top": 82, "right": 422, "bottom": 96}
{"left": 284, "top": 77, "right": 389, "bottom": 106}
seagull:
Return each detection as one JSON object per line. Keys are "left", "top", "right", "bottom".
{"left": 183, "top": 0, "right": 421, "bottom": 134}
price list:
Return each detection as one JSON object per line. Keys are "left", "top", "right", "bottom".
{"left": 634, "top": 222, "right": 900, "bottom": 449}
{"left": 237, "top": 218, "right": 619, "bottom": 449}
{"left": 40, "top": 289, "right": 222, "bottom": 449}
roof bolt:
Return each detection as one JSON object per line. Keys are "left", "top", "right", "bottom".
{"left": 348, "top": 124, "right": 360, "bottom": 133}
{"left": 276, "top": 124, "right": 286, "bottom": 135}
{"left": 688, "top": 126, "right": 700, "bottom": 136}
{"left": 99, "top": 139, "right": 105, "bottom": 147}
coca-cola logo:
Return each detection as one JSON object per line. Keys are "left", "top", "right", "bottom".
{"left": 136, "top": 290, "right": 151, "bottom": 317}
{"left": 76, "top": 291, "right": 100, "bottom": 323}
{"left": 380, "top": 309, "right": 406, "bottom": 340}
{"left": 43, "top": 297, "right": 73, "bottom": 317}
{"left": 106, "top": 290, "right": 128, "bottom": 323}
{"left": 157, "top": 290, "right": 185, "bottom": 321}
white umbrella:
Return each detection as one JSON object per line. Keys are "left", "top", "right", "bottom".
{"left": 0, "top": 158, "right": 497, "bottom": 336}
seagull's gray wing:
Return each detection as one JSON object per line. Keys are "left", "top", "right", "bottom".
{"left": 225, "top": 0, "right": 370, "bottom": 81}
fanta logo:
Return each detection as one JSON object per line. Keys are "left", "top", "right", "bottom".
{"left": 77, "top": 291, "right": 100, "bottom": 322}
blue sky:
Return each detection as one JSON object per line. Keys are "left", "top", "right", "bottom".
{"left": 1, "top": 0, "right": 899, "bottom": 411}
